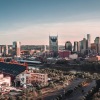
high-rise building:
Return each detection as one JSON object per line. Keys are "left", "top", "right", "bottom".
{"left": 49, "top": 35, "right": 58, "bottom": 57}
{"left": 87, "top": 34, "right": 91, "bottom": 49}
{"left": 1, "top": 46, "right": 4, "bottom": 54}
{"left": 91, "top": 43, "right": 97, "bottom": 54}
{"left": 65, "top": 41, "right": 72, "bottom": 51}
{"left": 83, "top": 38, "right": 87, "bottom": 51}
{"left": 44, "top": 45, "right": 47, "bottom": 51}
{"left": 94, "top": 37, "right": 100, "bottom": 53}
{"left": 0, "top": 46, "right": 2, "bottom": 54}
{"left": 94, "top": 37, "right": 100, "bottom": 44}
{"left": 77, "top": 42, "right": 80, "bottom": 52}
{"left": 80, "top": 40, "right": 83, "bottom": 52}
{"left": 80, "top": 38, "right": 87, "bottom": 54}
{"left": 74, "top": 41, "right": 78, "bottom": 52}
{"left": 73, "top": 41, "right": 81, "bottom": 53}
{"left": 5, "top": 45, "right": 8, "bottom": 55}
{"left": 0, "top": 45, "right": 5, "bottom": 56}
{"left": 12, "top": 41, "right": 21, "bottom": 57}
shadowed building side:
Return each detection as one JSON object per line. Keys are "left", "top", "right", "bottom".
{"left": 49, "top": 35, "right": 58, "bottom": 57}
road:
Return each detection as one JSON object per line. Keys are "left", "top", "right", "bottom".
{"left": 65, "top": 80, "right": 96, "bottom": 100}
{"left": 39, "top": 78, "right": 85, "bottom": 100}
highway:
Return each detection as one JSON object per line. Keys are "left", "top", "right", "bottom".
{"left": 36, "top": 78, "right": 96, "bottom": 100}
{"left": 65, "top": 80, "right": 96, "bottom": 100}
{"left": 40, "top": 78, "right": 86, "bottom": 100}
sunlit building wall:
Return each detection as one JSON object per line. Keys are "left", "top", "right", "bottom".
{"left": 12, "top": 41, "right": 21, "bottom": 57}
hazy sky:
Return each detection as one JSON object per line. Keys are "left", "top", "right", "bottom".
{"left": 0, "top": 0, "right": 100, "bottom": 45}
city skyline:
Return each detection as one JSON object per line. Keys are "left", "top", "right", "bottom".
{"left": 0, "top": 0, "right": 100, "bottom": 45}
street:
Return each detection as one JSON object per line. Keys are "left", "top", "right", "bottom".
{"left": 40, "top": 78, "right": 86, "bottom": 100}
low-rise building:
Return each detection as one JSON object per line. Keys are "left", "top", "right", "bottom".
{"left": 0, "top": 74, "right": 11, "bottom": 87}
{"left": 0, "top": 74, "right": 11, "bottom": 92}
{"left": 88, "top": 56, "right": 100, "bottom": 62}
{"left": 69, "top": 53, "right": 78, "bottom": 60}
{"left": 15, "top": 71, "right": 30, "bottom": 86}
{"left": 58, "top": 50, "right": 71, "bottom": 58}
{"left": 46, "top": 57, "right": 57, "bottom": 64}
{"left": 15, "top": 71, "right": 48, "bottom": 86}
{"left": 30, "top": 73, "right": 48, "bottom": 84}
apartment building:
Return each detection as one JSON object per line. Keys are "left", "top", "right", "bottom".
{"left": 0, "top": 74, "right": 11, "bottom": 87}
{"left": 16, "top": 71, "right": 48, "bottom": 86}
{"left": 0, "top": 74, "right": 11, "bottom": 92}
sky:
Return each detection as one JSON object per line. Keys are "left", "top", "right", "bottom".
{"left": 0, "top": 0, "right": 100, "bottom": 45}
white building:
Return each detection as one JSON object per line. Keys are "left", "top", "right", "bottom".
{"left": 0, "top": 46, "right": 4, "bottom": 54}
{"left": 0, "top": 74, "right": 11, "bottom": 87}
{"left": 5, "top": 45, "right": 8, "bottom": 55}
{"left": 15, "top": 71, "right": 30, "bottom": 86}
{"left": 69, "top": 54, "right": 78, "bottom": 60}
{"left": 87, "top": 34, "right": 91, "bottom": 49}
{"left": 47, "top": 57, "right": 57, "bottom": 64}
{"left": 0, "top": 74, "right": 11, "bottom": 92}
{"left": 15, "top": 71, "right": 48, "bottom": 86}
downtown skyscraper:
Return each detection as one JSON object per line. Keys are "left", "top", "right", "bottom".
{"left": 49, "top": 35, "right": 58, "bottom": 57}
{"left": 12, "top": 41, "right": 21, "bottom": 57}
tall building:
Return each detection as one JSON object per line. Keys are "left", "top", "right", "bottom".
{"left": 74, "top": 41, "right": 78, "bottom": 52}
{"left": 49, "top": 35, "right": 58, "bottom": 57}
{"left": 83, "top": 38, "right": 87, "bottom": 51}
{"left": 0, "top": 46, "right": 2, "bottom": 54}
{"left": 94, "top": 37, "right": 100, "bottom": 54}
{"left": 77, "top": 42, "right": 80, "bottom": 52}
{"left": 1, "top": 46, "right": 5, "bottom": 54}
{"left": 94, "top": 37, "right": 100, "bottom": 44}
{"left": 65, "top": 41, "right": 72, "bottom": 51}
{"left": 91, "top": 43, "right": 97, "bottom": 54}
{"left": 12, "top": 41, "right": 21, "bottom": 57}
{"left": 73, "top": 41, "right": 81, "bottom": 53}
{"left": 0, "top": 45, "right": 7, "bottom": 56}
{"left": 80, "top": 38, "right": 87, "bottom": 54}
{"left": 5, "top": 45, "right": 8, "bottom": 55}
{"left": 44, "top": 45, "right": 47, "bottom": 51}
{"left": 80, "top": 40, "right": 83, "bottom": 52}
{"left": 87, "top": 34, "right": 91, "bottom": 49}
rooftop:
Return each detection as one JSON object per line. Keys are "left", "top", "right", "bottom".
{"left": 0, "top": 62, "right": 26, "bottom": 76}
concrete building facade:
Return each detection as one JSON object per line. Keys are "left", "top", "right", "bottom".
{"left": 12, "top": 41, "right": 21, "bottom": 57}
{"left": 16, "top": 71, "right": 48, "bottom": 86}
{"left": 88, "top": 56, "right": 100, "bottom": 62}
{"left": 87, "top": 34, "right": 91, "bottom": 49}
{"left": 0, "top": 74, "right": 11, "bottom": 92}
{"left": 94, "top": 37, "right": 100, "bottom": 54}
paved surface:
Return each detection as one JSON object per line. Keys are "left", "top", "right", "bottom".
{"left": 65, "top": 80, "right": 96, "bottom": 100}
{"left": 40, "top": 78, "right": 86, "bottom": 100}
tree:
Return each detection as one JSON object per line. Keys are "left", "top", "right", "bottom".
{"left": 37, "top": 90, "right": 42, "bottom": 96}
